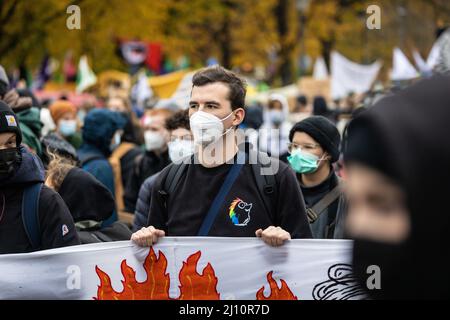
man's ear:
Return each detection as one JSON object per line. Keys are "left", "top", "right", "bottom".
{"left": 232, "top": 107, "right": 245, "bottom": 126}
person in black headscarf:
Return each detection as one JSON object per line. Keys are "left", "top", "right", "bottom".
{"left": 343, "top": 74, "right": 450, "bottom": 299}
{"left": 47, "top": 166, "right": 115, "bottom": 225}
{"left": 46, "top": 160, "right": 131, "bottom": 243}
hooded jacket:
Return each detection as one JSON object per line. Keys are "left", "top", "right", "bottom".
{"left": 17, "top": 107, "right": 43, "bottom": 157}
{"left": 77, "top": 109, "right": 126, "bottom": 226}
{"left": 256, "top": 93, "right": 292, "bottom": 159}
{"left": 344, "top": 74, "right": 450, "bottom": 299}
{"left": 58, "top": 167, "right": 115, "bottom": 224}
{"left": 0, "top": 146, "right": 80, "bottom": 254}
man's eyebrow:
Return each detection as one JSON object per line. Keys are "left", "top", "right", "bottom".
{"left": 205, "top": 101, "right": 220, "bottom": 105}
{"left": 189, "top": 100, "right": 221, "bottom": 105}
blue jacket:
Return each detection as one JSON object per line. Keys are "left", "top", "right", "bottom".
{"left": 78, "top": 144, "right": 117, "bottom": 227}
{"left": 77, "top": 109, "right": 126, "bottom": 227}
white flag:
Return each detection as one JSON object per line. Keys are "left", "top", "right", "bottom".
{"left": 413, "top": 50, "right": 431, "bottom": 74}
{"left": 313, "top": 56, "right": 329, "bottom": 80}
{"left": 426, "top": 38, "right": 442, "bottom": 70}
{"left": 331, "top": 51, "right": 382, "bottom": 99}
{"left": 391, "top": 48, "right": 418, "bottom": 81}
{"left": 131, "top": 72, "right": 153, "bottom": 111}
{"left": 76, "top": 55, "right": 97, "bottom": 93}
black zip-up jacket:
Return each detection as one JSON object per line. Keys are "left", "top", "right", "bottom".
{"left": 0, "top": 146, "right": 80, "bottom": 254}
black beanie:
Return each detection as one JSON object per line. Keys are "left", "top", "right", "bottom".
{"left": 0, "top": 100, "right": 22, "bottom": 146}
{"left": 289, "top": 115, "right": 341, "bottom": 162}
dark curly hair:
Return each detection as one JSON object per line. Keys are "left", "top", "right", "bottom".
{"left": 165, "top": 109, "right": 190, "bottom": 131}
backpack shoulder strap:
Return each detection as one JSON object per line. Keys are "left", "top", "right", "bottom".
{"left": 109, "top": 143, "right": 136, "bottom": 213}
{"left": 110, "top": 142, "right": 135, "bottom": 161}
{"left": 166, "top": 163, "right": 188, "bottom": 194}
{"left": 307, "top": 183, "right": 342, "bottom": 223}
{"left": 22, "top": 183, "right": 43, "bottom": 250}
{"left": 133, "top": 153, "right": 145, "bottom": 178}
{"left": 157, "top": 160, "right": 189, "bottom": 210}
{"left": 250, "top": 150, "right": 277, "bottom": 223}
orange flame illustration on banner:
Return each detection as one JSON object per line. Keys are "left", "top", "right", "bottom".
{"left": 256, "top": 271, "right": 298, "bottom": 300}
{"left": 94, "top": 248, "right": 220, "bottom": 300}
{"left": 178, "top": 251, "right": 220, "bottom": 300}
{"left": 94, "top": 247, "right": 170, "bottom": 300}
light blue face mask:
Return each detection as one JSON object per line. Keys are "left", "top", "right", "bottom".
{"left": 58, "top": 120, "right": 77, "bottom": 137}
{"left": 287, "top": 149, "right": 324, "bottom": 174}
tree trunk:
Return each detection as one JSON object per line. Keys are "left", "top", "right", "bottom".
{"left": 275, "top": 0, "right": 293, "bottom": 85}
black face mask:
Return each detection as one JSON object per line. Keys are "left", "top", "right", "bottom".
{"left": 0, "top": 147, "right": 22, "bottom": 180}
{"left": 352, "top": 237, "right": 414, "bottom": 300}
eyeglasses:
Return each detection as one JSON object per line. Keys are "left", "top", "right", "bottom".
{"left": 287, "top": 142, "right": 321, "bottom": 154}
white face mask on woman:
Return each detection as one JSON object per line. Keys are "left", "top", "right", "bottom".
{"left": 268, "top": 110, "right": 284, "bottom": 126}
{"left": 168, "top": 139, "right": 194, "bottom": 163}
{"left": 189, "top": 111, "right": 234, "bottom": 146}
{"left": 144, "top": 130, "right": 166, "bottom": 151}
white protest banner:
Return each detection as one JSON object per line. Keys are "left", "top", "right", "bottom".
{"left": 0, "top": 238, "right": 366, "bottom": 300}
{"left": 330, "top": 51, "right": 382, "bottom": 99}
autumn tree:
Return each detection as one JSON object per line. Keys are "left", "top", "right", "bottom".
{"left": 0, "top": 0, "right": 448, "bottom": 84}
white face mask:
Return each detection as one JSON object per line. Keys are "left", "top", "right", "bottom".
{"left": 268, "top": 109, "right": 284, "bottom": 125}
{"left": 189, "top": 111, "right": 234, "bottom": 146}
{"left": 144, "top": 130, "right": 166, "bottom": 151}
{"left": 110, "top": 131, "right": 122, "bottom": 151}
{"left": 168, "top": 139, "right": 194, "bottom": 163}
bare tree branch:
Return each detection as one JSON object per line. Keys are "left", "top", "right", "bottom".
{"left": 0, "top": 0, "right": 20, "bottom": 25}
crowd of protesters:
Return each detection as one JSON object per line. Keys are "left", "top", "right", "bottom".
{"left": 1, "top": 61, "right": 449, "bottom": 299}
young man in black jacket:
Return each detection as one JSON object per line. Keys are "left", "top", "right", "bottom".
{"left": 131, "top": 66, "right": 311, "bottom": 247}
{"left": 123, "top": 108, "right": 172, "bottom": 213}
{"left": 0, "top": 101, "right": 80, "bottom": 254}
{"left": 132, "top": 110, "right": 194, "bottom": 232}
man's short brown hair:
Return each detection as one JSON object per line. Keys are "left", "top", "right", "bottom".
{"left": 192, "top": 66, "right": 247, "bottom": 111}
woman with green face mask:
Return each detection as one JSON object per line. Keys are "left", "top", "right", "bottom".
{"left": 287, "top": 116, "right": 347, "bottom": 239}
{"left": 287, "top": 146, "right": 327, "bottom": 174}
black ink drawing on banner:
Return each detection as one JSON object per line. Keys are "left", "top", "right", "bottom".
{"left": 312, "top": 264, "right": 368, "bottom": 300}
